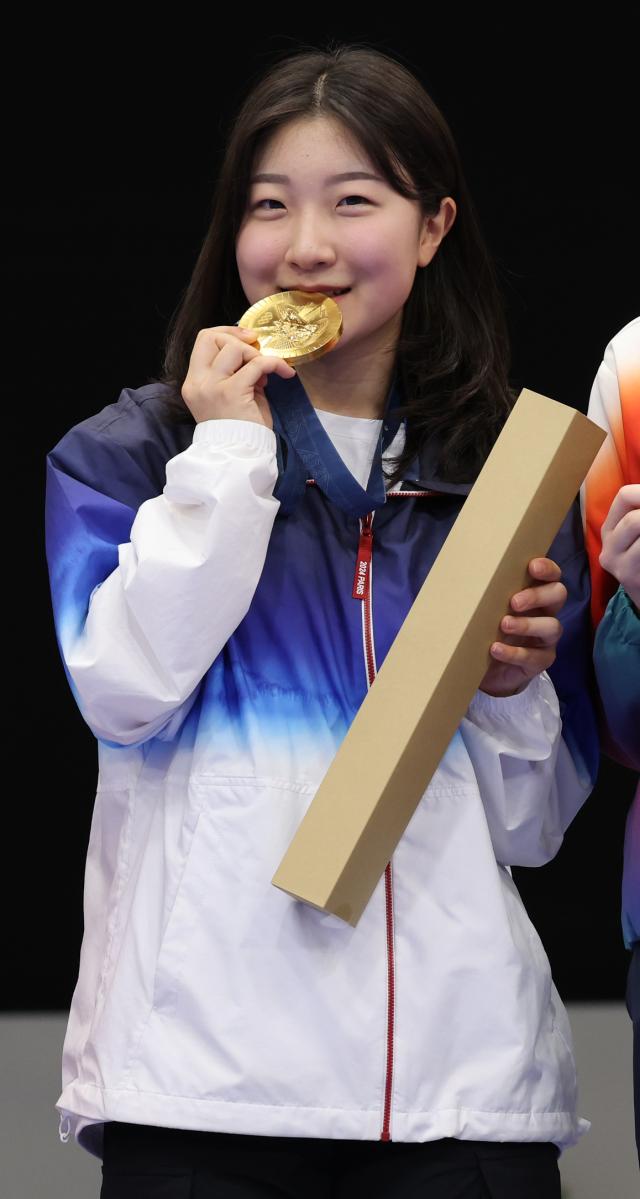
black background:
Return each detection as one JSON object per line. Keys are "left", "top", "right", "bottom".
{"left": 9, "top": 26, "right": 638, "bottom": 1010}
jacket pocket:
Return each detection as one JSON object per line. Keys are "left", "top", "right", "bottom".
{"left": 120, "top": 802, "right": 204, "bottom": 1084}
{"left": 82, "top": 786, "right": 137, "bottom": 1043}
{"left": 148, "top": 807, "right": 204, "bottom": 1019}
{"left": 548, "top": 982, "right": 579, "bottom": 1101}
{"left": 521, "top": 910, "right": 579, "bottom": 1104}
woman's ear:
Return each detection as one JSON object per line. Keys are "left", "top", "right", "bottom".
{"left": 418, "top": 196, "right": 457, "bottom": 267}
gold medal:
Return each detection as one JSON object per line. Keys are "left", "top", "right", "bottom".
{"left": 237, "top": 291, "right": 343, "bottom": 365}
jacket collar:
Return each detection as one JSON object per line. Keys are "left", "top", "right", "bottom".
{"left": 403, "top": 440, "right": 473, "bottom": 497}
{"left": 265, "top": 370, "right": 474, "bottom": 513}
{"left": 266, "top": 369, "right": 405, "bottom": 517}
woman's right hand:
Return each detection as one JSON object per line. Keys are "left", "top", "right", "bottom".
{"left": 181, "top": 326, "right": 297, "bottom": 430}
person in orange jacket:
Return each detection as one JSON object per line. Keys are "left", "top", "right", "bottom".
{"left": 581, "top": 316, "right": 639, "bottom": 1159}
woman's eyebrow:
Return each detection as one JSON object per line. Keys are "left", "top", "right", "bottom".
{"left": 250, "top": 171, "right": 384, "bottom": 185}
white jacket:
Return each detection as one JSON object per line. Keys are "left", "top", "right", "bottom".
{"left": 45, "top": 381, "right": 597, "bottom": 1159}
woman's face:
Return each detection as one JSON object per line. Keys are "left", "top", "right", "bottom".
{"left": 235, "top": 116, "right": 455, "bottom": 360}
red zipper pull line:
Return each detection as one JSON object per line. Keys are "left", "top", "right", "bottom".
{"left": 349, "top": 508, "right": 396, "bottom": 1141}
{"left": 352, "top": 514, "right": 373, "bottom": 601}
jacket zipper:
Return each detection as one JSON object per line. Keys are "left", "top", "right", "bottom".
{"left": 308, "top": 478, "right": 436, "bottom": 1141}
{"left": 353, "top": 510, "right": 396, "bottom": 1141}
{"left": 351, "top": 492, "right": 436, "bottom": 1142}
{"left": 381, "top": 862, "right": 396, "bottom": 1141}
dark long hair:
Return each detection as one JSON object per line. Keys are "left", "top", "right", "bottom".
{"left": 151, "top": 42, "right": 515, "bottom": 484}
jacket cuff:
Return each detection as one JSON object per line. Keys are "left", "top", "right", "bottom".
{"left": 192, "top": 419, "right": 277, "bottom": 453}
{"left": 467, "top": 672, "right": 547, "bottom": 720}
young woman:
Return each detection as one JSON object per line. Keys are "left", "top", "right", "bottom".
{"left": 45, "top": 43, "right": 599, "bottom": 1198}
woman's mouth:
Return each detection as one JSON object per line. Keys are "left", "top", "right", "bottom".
{"left": 278, "top": 287, "right": 351, "bottom": 298}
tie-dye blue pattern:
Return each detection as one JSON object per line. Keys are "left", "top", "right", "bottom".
{"left": 45, "top": 391, "right": 600, "bottom": 790}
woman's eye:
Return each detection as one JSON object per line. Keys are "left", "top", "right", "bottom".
{"left": 252, "top": 195, "right": 371, "bottom": 211}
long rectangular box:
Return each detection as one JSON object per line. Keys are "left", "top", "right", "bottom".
{"left": 271, "top": 389, "right": 606, "bottom": 925}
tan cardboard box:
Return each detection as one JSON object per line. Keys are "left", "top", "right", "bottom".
{"left": 272, "top": 388, "right": 606, "bottom": 925}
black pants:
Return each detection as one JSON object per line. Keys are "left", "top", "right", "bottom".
{"left": 626, "top": 938, "right": 640, "bottom": 1162}
{"left": 100, "top": 1120, "right": 561, "bottom": 1198}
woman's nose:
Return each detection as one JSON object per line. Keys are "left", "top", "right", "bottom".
{"left": 283, "top": 215, "right": 337, "bottom": 271}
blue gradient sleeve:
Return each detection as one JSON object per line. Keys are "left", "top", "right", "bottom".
{"left": 546, "top": 499, "right": 600, "bottom": 789}
{"left": 45, "top": 457, "right": 138, "bottom": 731}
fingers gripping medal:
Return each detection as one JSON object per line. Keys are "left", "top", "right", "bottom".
{"left": 238, "top": 291, "right": 343, "bottom": 365}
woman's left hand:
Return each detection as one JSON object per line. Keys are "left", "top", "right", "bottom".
{"left": 479, "top": 558, "right": 567, "bottom": 698}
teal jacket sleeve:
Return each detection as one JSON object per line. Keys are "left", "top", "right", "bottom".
{"left": 593, "top": 585, "right": 640, "bottom": 771}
